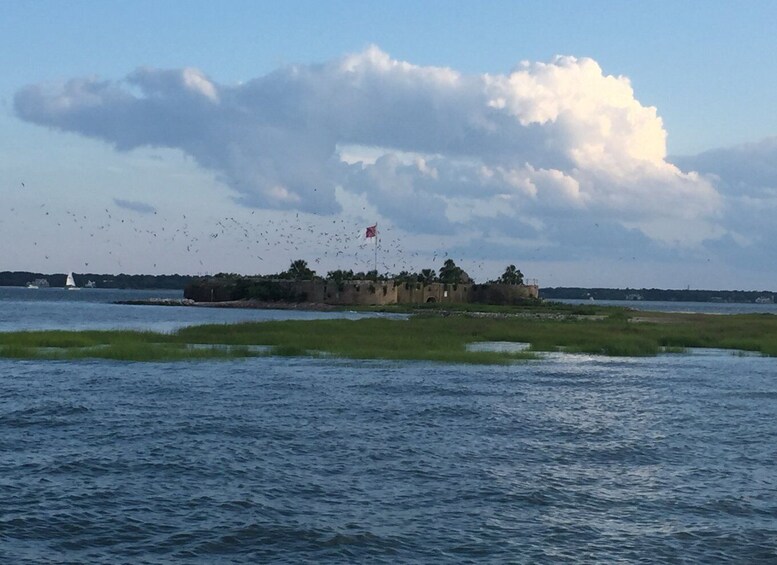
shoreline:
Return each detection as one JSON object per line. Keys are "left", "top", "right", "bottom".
{"left": 114, "top": 298, "right": 609, "bottom": 319}
{"left": 115, "top": 298, "right": 340, "bottom": 311}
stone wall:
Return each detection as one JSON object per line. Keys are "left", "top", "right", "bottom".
{"left": 315, "top": 280, "right": 398, "bottom": 306}
{"left": 395, "top": 282, "right": 472, "bottom": 304}
{"left": 184, "top": 278, "right": 539, "bottom": 305}
{"left": 470, "top": 283, "right": 538, "bottom": 304}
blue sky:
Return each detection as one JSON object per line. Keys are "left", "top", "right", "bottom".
{"left": 2, "top": 1, "right": 777, "bottom": 289}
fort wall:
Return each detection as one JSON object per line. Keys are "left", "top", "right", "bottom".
{"left": 395, "top": 281, "right": 472, "bottom": 304}
{"left": 313, "top": 280, "right": 398, "bottom": 306}
{"left": 184, "top": 278, "right": 539, "bottom": 306}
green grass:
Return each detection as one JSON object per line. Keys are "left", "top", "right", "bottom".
{"left": 3, "top": 308, "right": 777, "bottom": 362}
{"left": 365, "top": 300, "right": 618, "bottom": 317}
{"left": 0, "top": 329, "right": 258, "bottom": 362}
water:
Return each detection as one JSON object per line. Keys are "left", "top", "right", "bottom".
{"left": 0, "top": 287, "right": 402, "bottom": 332}
{"left": 1, "top": 291, "right": 776, "bottom": 563}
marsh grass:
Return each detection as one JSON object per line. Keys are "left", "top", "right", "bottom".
{"left": 269, "top": 344, "right": 314, "bottom": 357}
{"left": 0, "top": 329, "right": 163, "bottom": 349}
{"left": 69, "top": 343, "right": 256, "bottom": 361}
{"left": 2, "top": 309, "right": 777, "bottom": 362}
{"left": 0, "top": 330, "right": 259, "bottom": 362}
{"left": 0, "top": 345, "right": 38, "bottom": 359}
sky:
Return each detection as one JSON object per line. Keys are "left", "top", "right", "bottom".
{"left": 2, "top": 1, "right": 777, "bottom": 290}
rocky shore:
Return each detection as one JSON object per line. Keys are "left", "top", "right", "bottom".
{"left": 115, "top": 298, "right": 603, "bottom": 319}
{"left": 115, "top": 298, "right": 338, "bottom": 311}
{"left": 115, "top": 298, "right": 196, "bottom": 306}
{"left": 191, "top": 299, "right": 338, "bottom": 311}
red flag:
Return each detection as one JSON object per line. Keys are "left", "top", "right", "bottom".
{"left": 365, "top": 224, "right": 377, "bottom": 238}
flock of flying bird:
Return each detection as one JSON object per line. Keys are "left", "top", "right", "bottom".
{"left": 13, "top": 180, "right": 485, "bottom": 277}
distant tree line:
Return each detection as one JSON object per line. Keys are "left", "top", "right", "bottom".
{"left": 541, "top": 287, "right": 776, "bottom": 304}
{"left": 0, "top": 271, "right": 198, "bottom": 290}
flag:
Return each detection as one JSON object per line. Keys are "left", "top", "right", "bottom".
{"left": 365, "top": 224, "right": 377, "bottom": 238}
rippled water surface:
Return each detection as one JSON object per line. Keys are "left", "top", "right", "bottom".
{"left": 0, "top": 287, "right": 399, "bottom": 332}
{"left": 1, "top": 290, "right": 776, "bottom": 562}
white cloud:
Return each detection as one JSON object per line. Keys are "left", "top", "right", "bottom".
{"left": 15, "top": 46, "right": 721, "bottom": 246}
{"left": 672, "top": 136, "right": 777, "bottom": 197}
{"left": 670, "top": 136, "right": 777, "bottom": 254}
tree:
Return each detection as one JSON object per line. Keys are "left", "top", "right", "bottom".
{"left": 326, "top": 269, "right": 354, "bottom": 283}
{"left": 326, "top": 269, "right": 354, "bottom": 290}
{"left": 438, "top": 259, "right": 466, "bottom": 284}
{"left": 499, "top": 264, "right": 524, "bottom": 285}
{"left": 419, "top": 268, "right": 437, "bottom": 285}
{"left": 286, "top": 259, "right": 315, "bottom": 280}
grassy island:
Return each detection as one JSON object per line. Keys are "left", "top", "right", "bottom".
{"left": 3, "top": 304, "right": 777, "bottom": 363}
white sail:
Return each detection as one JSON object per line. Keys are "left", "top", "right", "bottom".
{"left": 65, "top": 272, "right": 78, "bottom": 289}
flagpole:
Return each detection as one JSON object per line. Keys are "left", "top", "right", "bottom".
{"left": 365, "top": 223, "right": 378, "bottom": 274}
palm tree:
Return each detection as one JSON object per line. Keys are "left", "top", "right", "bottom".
{"left": 287, "top": 259, "right": 315, "bottom": 280}
{"left": 420, "top": 268, "right": 437, "bottom": 285}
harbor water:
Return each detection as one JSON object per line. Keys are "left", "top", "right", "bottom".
{"left": 1, "top": 288, "right": 776, "bottom": 563}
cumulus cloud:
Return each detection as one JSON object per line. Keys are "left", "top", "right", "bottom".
{"left": 15, "top": 46, "right": 721, "bottom": 246}
{"left": 671, "top": 136, "right": 777, "bottom": 258}
{"left": 671, "top": 136, "right": 777, "bottom": 197}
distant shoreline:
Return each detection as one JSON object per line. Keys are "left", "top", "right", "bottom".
{"left": 541, "top": 287, "right": 775, "bottom": 304}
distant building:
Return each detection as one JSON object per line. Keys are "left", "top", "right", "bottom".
{"left": 26, "top": 278, "right": 50, "bottom": 288}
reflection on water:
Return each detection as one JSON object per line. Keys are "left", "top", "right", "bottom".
{"left": 466, "top": 341, "right": 531, "bottom": 353}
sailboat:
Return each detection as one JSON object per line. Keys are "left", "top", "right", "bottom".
{"left": 65, "top": 272, "right": 80, "bottom": 291}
